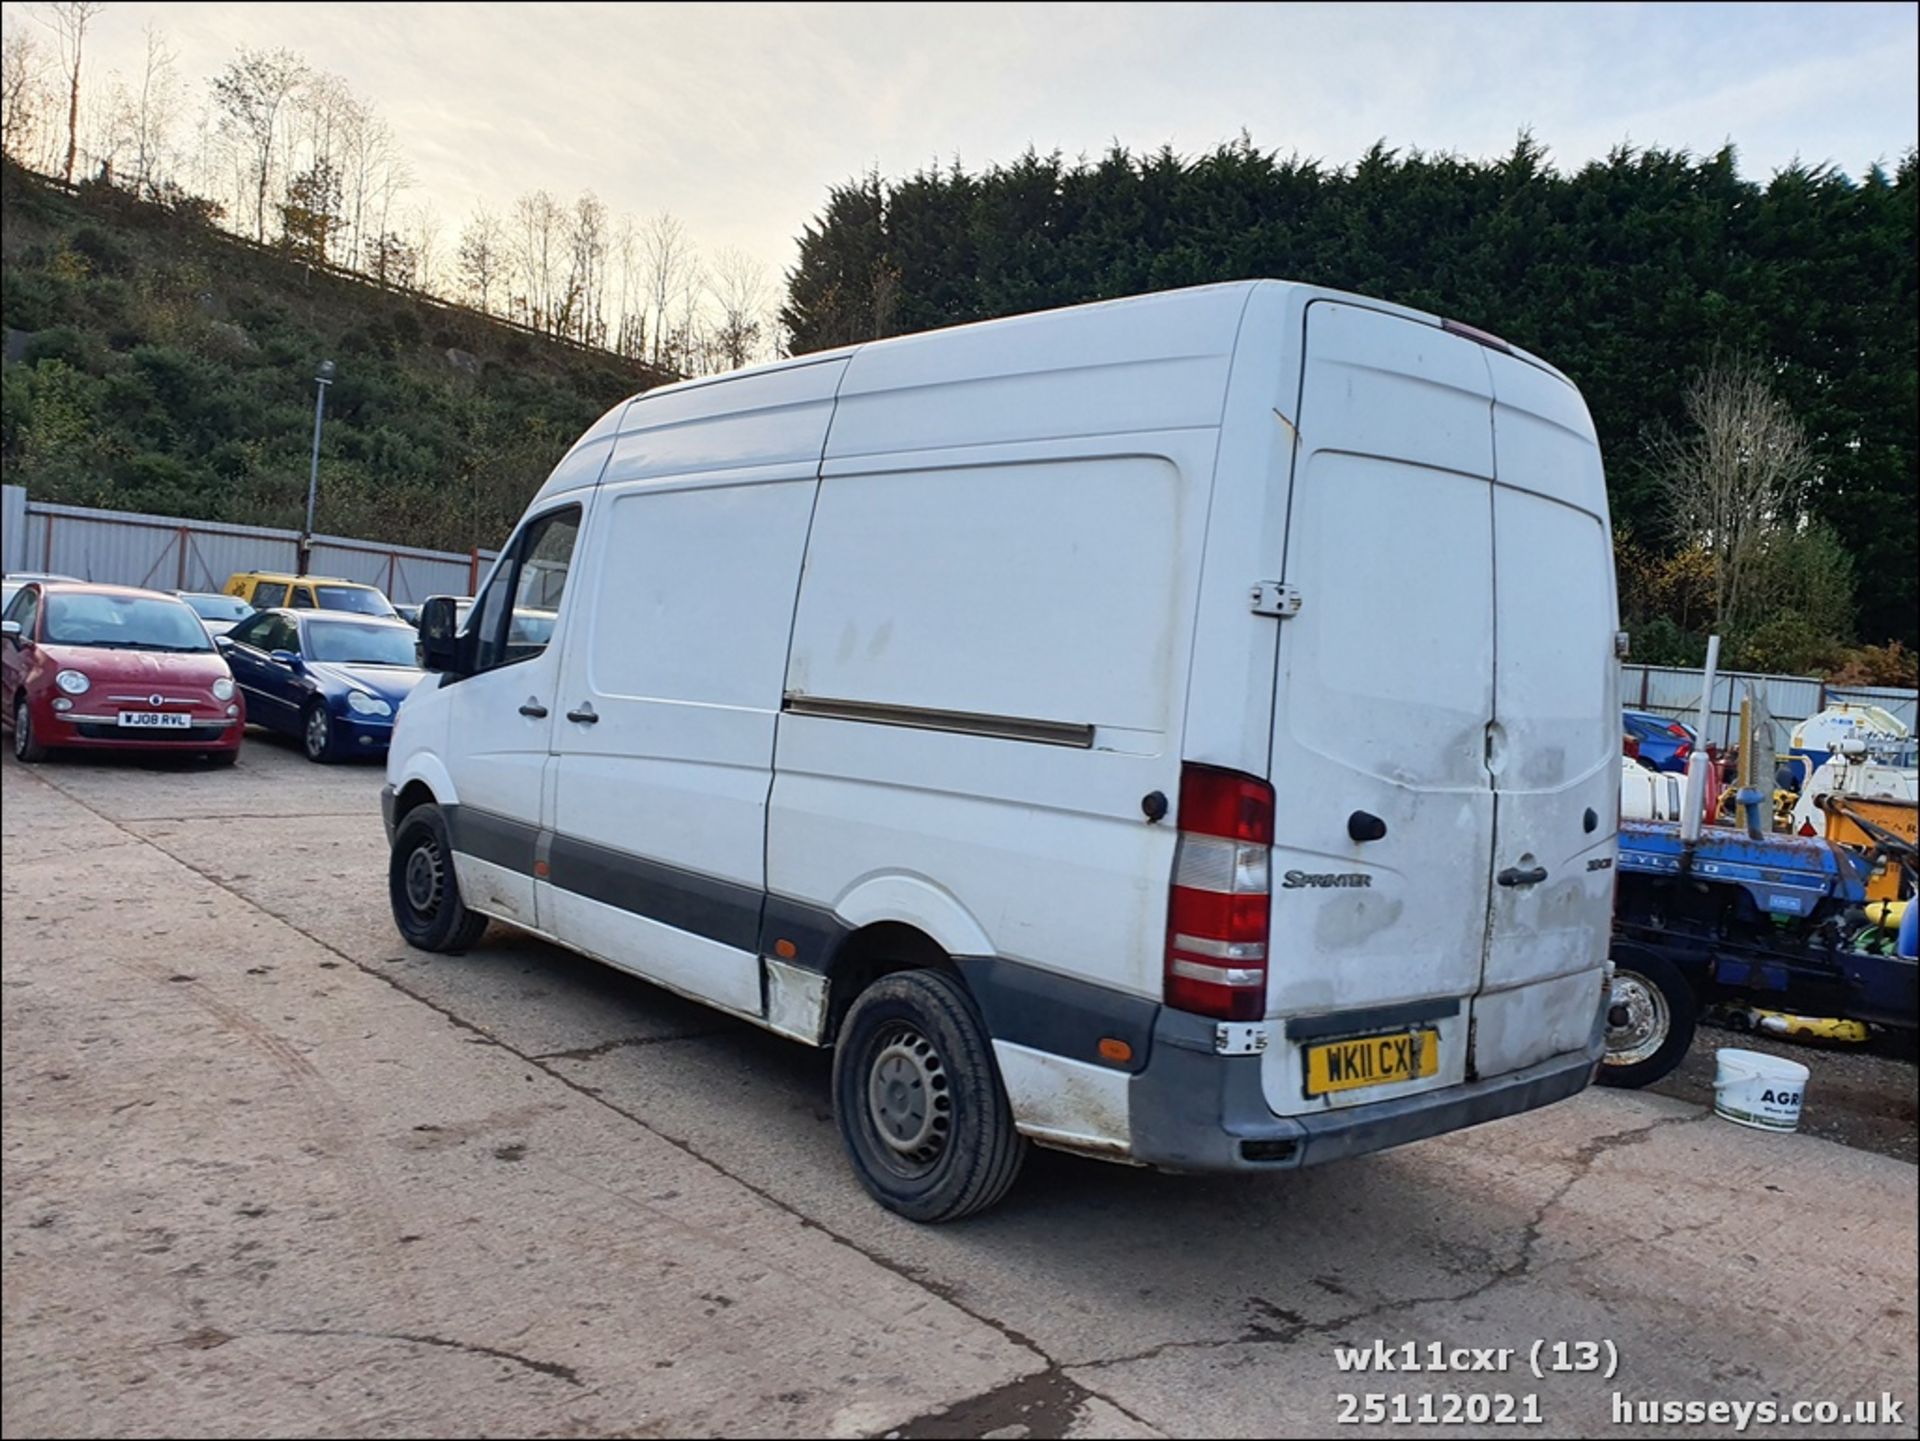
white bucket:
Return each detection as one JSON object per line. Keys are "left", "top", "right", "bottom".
{"left": 1713, "top": 1048, "right": 1810, "bottom": 1133}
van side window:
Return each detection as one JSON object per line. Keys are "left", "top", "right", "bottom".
{"left": 253, "top": 581, "right": 288, "bottom": 608}
{"left": 473, "top": 506, "right": 581, "bottom": 673}
{"left": 289, "top": 587, "right": 315, "bottom": 608}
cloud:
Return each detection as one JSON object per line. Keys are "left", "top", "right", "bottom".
{"left": 11, "top": 0, "right": 1914, "bottom": 283}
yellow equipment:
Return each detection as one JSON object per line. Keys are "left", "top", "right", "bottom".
{"left": 1821, "top": 795, "right": 1918, "bottom": 905}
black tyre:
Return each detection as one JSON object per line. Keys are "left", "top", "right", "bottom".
{"left": 388, "top": 803, "right": 489, "bottom": 953}
{"left": 1597, "top": 947, "right": 1697, "bottom": 1089}
{"left": 832, "top": 969, "right": 1026, "bottom": 1222}
{"left": 13, "top": 696, "right": 47, "bottom": 762}
{"left": 302, "top": 703, "right": 337, "bottom": 763}
{"left": 206, "top": 746, "right": 240, "bottom": 768}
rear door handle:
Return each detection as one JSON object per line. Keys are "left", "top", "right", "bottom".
{"left": 518, "top": 699, "right": 548, "bottom": 718}
{"left": 1497, "top": 865, "right": 1549, "bottom": 888}
{"left": 565, "top": 703, "right": 598, "bottom": 724}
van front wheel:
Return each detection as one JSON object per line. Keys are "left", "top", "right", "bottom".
{"left": 388, "top": 803, "right": 489, "bottom": 953}
{"left": 833, "top": 969, "right": 1026, "bottom": 1222}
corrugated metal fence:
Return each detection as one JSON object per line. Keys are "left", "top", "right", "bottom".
{"left": 1621, "top": 664, "right": 1917, "bottom": 753}
{"left": 6, "top": 487, "right": 1916, "bottom": 748}
{"left": 1, "top": 487, "right": 498, "bottom": 604}
{"left": 1, "top": 485, "right": 25, "bottom": 574}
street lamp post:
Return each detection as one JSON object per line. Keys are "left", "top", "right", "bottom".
{"left": 299, "top": 359, "right": 336, "bottom": 574}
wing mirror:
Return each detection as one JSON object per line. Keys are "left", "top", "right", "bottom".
{"left": 268, "top": 648, "right": 304, "bottom": 672}
{"left": 417, "top": 594, "right": 473, "bottom": 676}
{"left": 1, "top": 620, "right": 19, "bottom": 641}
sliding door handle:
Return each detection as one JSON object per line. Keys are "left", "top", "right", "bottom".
{"left": 565, "top": 703, "right": 599, "bottom": 724}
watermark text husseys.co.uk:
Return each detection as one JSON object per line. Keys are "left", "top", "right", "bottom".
{"left": 1612, "top": 1392, "right": 1906, "bottom": 1430}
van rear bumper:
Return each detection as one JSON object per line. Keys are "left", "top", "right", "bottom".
{"left": 1128, "top": 1008, "right": 1606, "bottom": 1172}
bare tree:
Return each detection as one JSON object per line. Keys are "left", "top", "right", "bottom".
{"left": 1, "top": 29, "right": 53, "bottom": 161}
{"left": 291, "top": 70, "right": 355, "bottom": 257}
{"left": 640, "top": 211, "right": 692, "bottom": 369}
{"left": 457, "top": 202, "right": 506, "bottom": 314}
{"left": 210, "top": 46, "right": 308, "bottom": 241}
{"left": 128, "top": 22, "right": 176, "bottom": 189}
{"left": 40, "top": 0, "right": 104, "bottom": 184}
{"left": 1654, "top": 359, "right": 1816, "bottom": 633}
{"left": 566, "top": 191, "right": 609, "bottom": 345}
{"left": 339, "top": 100, "right": 400, "bottom": 269}
{"left": 674, "top": 257, "right": 706, "bottom": 374}
{"left": 511, "top": 189, "right": 564, "bottom": 332}
{"left": 611, "top": 214, "right": 643, "bottom": 356}
{"left": 408, "top": 201, "right": 443, "bottom": 295}
{"left": 706, "top": 246, "right": 769, "bottom": 371}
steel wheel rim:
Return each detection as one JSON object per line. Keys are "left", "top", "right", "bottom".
{"left": 1605, "top": 968, "right": 1670, "bottom": 1067}
{"left": 305, "top": 708, "right": 329, "bottom": 756}
{"left": 865, "top": 1023, "right": 952, "bottom": 1174}
{"left": 13, "top": 703, "right": 27, "bottom": 758}
{"left": 404, "top": 840, "right": 444, "bottom": 917}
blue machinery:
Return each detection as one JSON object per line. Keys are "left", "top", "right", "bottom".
{"left": 1615, "top": 819, "right": 1918, "bottom": 1033}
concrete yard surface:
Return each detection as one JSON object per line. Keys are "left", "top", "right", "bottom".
{"left": 3, "top": 741, "right": 1916, "bottom": 1438}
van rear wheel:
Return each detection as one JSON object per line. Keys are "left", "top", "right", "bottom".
{"left": 833, "top": 969, "right": 1026, "bottom": 1223}
{"left": 388, "top": 803, "right": 489, "bottom": 953}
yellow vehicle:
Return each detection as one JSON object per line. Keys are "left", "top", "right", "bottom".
{"left": 223, "top": 571, "right": 397, "bottom": 618}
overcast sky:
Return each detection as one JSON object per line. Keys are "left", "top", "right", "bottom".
{"left": 13, "top": 1, "right": 1918, "bottom": 285}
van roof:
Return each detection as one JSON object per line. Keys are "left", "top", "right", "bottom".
{"left": 624, "top": 279, "right": 1573, "bottom": 403}
{"left": 531, "top": 280, "right": 1576, "bottom": 507}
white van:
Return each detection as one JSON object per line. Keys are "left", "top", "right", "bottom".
{"left": 384, "top": 280, "right": 1621, "bottom": 1222}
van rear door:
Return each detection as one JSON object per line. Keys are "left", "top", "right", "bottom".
{"left": 1470, "top": 351, "right": 1618, "bottom": 1077}
{"left": 1258, "top": 301, "right": 1498, "bottom": 1115}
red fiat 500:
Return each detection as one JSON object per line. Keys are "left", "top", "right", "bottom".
{"left": 2, "top": 581, "right": 246, "bottom": 764}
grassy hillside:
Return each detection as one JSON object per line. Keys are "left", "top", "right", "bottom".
{"left": 0, "top": 159, "right": 672, "bottom": 553}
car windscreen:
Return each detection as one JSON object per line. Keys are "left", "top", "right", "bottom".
{"left": 314, "top": 585, "right": 396, "bottom": 616}
{"left": 184, "top": 593, "right": 253, "bottom": 621}
{"left": 305, "top": 621, "right": 418, "bottom": 666}
{"left": 43, "top": 593, "right": 214, "bottom": 652}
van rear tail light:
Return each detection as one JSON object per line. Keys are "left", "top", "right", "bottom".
{"left": 1165, "top": 764, "right": 1274, "bottom": 1021}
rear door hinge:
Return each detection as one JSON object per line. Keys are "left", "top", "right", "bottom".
{"left": 1250, "top": 581, "right": 1302, "bottom": 618}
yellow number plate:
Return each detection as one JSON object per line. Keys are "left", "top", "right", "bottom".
{"left": 1304, "top": 1029, "right": 1440, "bottom": 1095}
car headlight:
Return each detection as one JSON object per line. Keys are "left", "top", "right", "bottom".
{"left": 212, "top": 677, "right": 235, "bottom": 701}
{"left": 55, "top": 669, "right": 90, "bottom": 695}
{"left": 346, "top": 691, "right": 392, "bottom": 717}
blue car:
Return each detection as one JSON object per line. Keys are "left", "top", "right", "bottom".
{"left": 1622, "top": 709, "right": 1699, "bottom": 773}
{"left": 217, "top": 609, "right": 428, "bottom": 762}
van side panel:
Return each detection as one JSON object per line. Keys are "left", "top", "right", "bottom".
{"left": 825, "top": 284, "right": 1250, "bottom": 457}
{"left": 770, "top": 430, "right": 1218, "bottom": 1017}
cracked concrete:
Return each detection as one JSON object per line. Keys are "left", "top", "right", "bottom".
{"left": 5, "top": 743, "right": 1916, "bottom": 1438}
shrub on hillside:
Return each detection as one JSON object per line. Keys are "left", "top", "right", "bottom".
{"left": 68, "top": 225, "right": 133, "bottom": 276}
{"left": 23, "top": 327, "right": 99, "bottom": 372}
{"left": 115, "top": 452, "right": 213, "bottom": 517}
{"left": 0, "top": 266, "right": 70, "bottom": 331}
